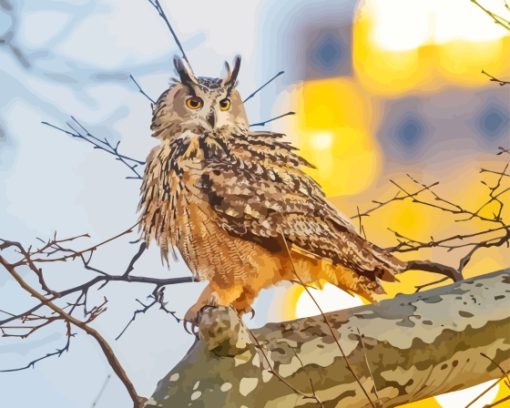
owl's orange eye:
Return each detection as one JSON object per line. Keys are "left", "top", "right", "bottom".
{"left": 219, "top": 98, "right": 231, "bottom": 111}
{"left": 185, "top": 96, "right": 203, "bottom": 110}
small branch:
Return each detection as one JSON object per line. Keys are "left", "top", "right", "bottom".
{"left": 129, "top": 74, "right": 156, "bottom": 105}
{"left": 484, "top": 395, "right": 510, "bottom": 408}
{"left": 243, "top": 71, "right": 284, "bottom": 103}
{"left": 91, "top": 374, "right": 112, "bottom": 408}
{"left": 0, "top": 322, "right": 73, "bottom": 372}
{"left": 123, "top": 242, "right": 147, "bottom": 276}
{"left": 357, "top": 328, "right": 381, "bottom": 402}
{"left": 146, "top": 0, "right": 190, "bottom": 66}
{"left": 471, "top": 0, "right": 510, "bottom": 31}
{"left": 250, "top": 111, "right": 295, "bottom": 127}
{"left": 280, "top": 233, "right": 378, "bottom": 408}
{"left": 115, "top": 287, "right": 179, "bottom": 341}
{"left": 481, "top": 70, "right": 510, "bottom": 86}
{"left": 248, "top": 329, "right": 324, "bottom": 407}
{"left": 0, "top": 255, "right": 146, "bottom": 408}
{"left": 414, "top": 277, "right": 449, "bottom": 293}
{"left": 481, "top": 352, "right": 510, "bottom": 386}
{"left": 42, "top": 119, "right": 144, "bottom": 180}
{"left": 406, "top": 260, "right": 462, "bottom": 282}
{"left": 30, "top": 223, "right": 138, "bottom": 264}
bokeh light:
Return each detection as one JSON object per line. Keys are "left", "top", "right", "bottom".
{"left": 280, "top": 0, "right": 510, "bottom": 406}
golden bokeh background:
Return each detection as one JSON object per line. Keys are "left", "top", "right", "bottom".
{"left": 275, "top": 0, "right": 510, "bottom": 406}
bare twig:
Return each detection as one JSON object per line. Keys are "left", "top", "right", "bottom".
{"left": 115, "top": 287, "right": 179, "bottom": 341}
{"left": 357, "top": 328, "right": 381, "bottom": 401}
{"left": 91, "top": 374, "right": 112, "bottom": 408}
{"left": 481, "top": 70, "right": 510, "bottom": 86}
{"left": 42, "top": 119, "right": 145, "bottom": 180}
{"left": 250, "top": 111, "right": 295, "bottom": 127}
{"left": 129, "top": 74, "right": 156, "bottom": 105}
{"left": 482, "top": 395, "right": 510, "bottom": 408}
{"left": 0, "top": 322, "right": 73, "bottom": 372}
{"left": 123, "top": 242, "right": 147, "bottom": 276}
{"left": 248, "top": 329, "right": 324, "bottom": 407}
{"left": 243, "top": 71, "right": 285, "bottom": 103}
{"left": 0, "top": 255, "right": 146, "bottom": 408}
{"left": 146, "top": 0, "right": 190, "bottom": 65}
{"left": 414, "top": 277, "right": 449, "bottom": 293}
{"left": 480, "top": 352, "right": 510, "bottom": 387}
{"left": 280, "top": 233, "right": 378, "bottom": 408}
{"left": 471, "top": 0, "right": 510, "bottom": 31}
{"left": 353, "top": 148, "right": 509, "bottom": 281}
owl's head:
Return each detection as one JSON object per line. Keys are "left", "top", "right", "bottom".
{"left": 151, "top": 56, "right": 248, "bottom": 139}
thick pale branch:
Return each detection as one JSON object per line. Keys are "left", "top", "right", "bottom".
{"left": 146, "top": 269, "right": 510, "bottom": 408}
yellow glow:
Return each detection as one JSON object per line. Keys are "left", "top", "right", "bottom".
{"left": 293, "top": 78, "right": 382, "bottom": 196}
{"left": 295, "top": 284, "right": 364, "bottom": 319}
{"left": 435, "top": 380, "right": 500, "bottom": 408}
{"left": 366, "top": 0, "right": 509, "bottom": 52}
{"left": 282, "top": 4, "right": 510, "bottom": 406}
{"left": 353, "top": 0, "right": 510, "bottom": 94}
{"left": 310, "top": 131, "right": 333, "bottom": 150}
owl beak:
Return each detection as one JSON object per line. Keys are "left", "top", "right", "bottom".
{"left": 206, "top": 109, "right": 216, "bottom": 129}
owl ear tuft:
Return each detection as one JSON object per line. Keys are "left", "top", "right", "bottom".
{"left": 222, "top": 55, "right": 241, "bottom": 89}
{"left": 173, "top": 56, "right": 198, "bottom": 86}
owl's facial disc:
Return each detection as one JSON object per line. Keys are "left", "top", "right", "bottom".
{"left": 151, "top": 56, "right": 249, "bottom": 135}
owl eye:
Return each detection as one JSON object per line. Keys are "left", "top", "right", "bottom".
{"left": 185, "top": 96, "right": 203, "bottom": 110}
{"left": 219, "top": 98, "right": 231, "bottom": 111}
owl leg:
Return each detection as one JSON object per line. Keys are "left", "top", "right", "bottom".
{"left": 231, "top": 288, "right": 258, "bottom": 319}
{"left": 183, "top": 282, "right": 243, "bottom": 334}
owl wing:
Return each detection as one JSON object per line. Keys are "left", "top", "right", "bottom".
{"left": 198, "top": 130, "right": 364, "bottom": 267}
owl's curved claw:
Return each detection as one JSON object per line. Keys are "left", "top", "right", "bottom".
{"left": 183, "top": 304, "right": 217, "bottom": 336}
{"left": 183, "top": 319, "right": 195, "bottom": 336}
{"left": 247, "top": 307, "right": 255, "bottom": 320}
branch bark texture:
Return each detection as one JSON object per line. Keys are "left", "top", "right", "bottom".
{"left": 146, "top": 269, "right": 510, "bottom": 407}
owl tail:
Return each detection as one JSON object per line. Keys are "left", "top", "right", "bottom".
{"left": 329, "top": 235, "right": 462, "bottom": 300}
{"left": 325, "top": 233, "right": 408, "bottom": 300}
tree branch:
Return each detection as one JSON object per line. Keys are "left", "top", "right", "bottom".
{"left": 0, "top": 255, "right": 146, "bottom": 408}
{"left": 146, "top": 269, "right": 510, "bottom": 407}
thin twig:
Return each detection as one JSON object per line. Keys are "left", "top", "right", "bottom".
{"left": 250, "top": 112, "right": 295, "bottom": 127}
{"left": 280, "top": 233, "right": 378, "bottom": 408}
{"left": 115, "top": 287, "right": 179, "bottom": 341}
{"left": 484, "top": 394, "right": 510, "bottom": 408}
{"left": 414, "top": 277, "right": 449, "bottom": 293}
{"left": 0, "top": 322, "right": 73, "bottom": 372}
{"left": 42, "top": 120, "right": 144, "bottom": 180}
{"left": 357, "top": 328, "right": 381, "bottom": 401}
{"left": 471, "top": 0, "right": 510, "bottom": 31}
{"left": 91, "top": 374, "right": 112, "bottom": 408}
{"left": 243, "top": 71, "right": 284, "bottom": 103}
{"left": 480, "top": 352, "right": 510, "bottom": 387}
{"left": 123, "top": 242, "right": 147, "bottom": 276}
{"left": 481, "top": 70, "right": 510, "bottom": 86}
{"left": 146, "top": 0, "right": 190, "bottom": 65}
{"left": 247, "top": 329, "right": 324, "bottom": 406}
{"left": 0, "top": 255, "right": 146, "bottom": 408}
{"left": 129, "top": 74, "right": 156, "bottom": 105}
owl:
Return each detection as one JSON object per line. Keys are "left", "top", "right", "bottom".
{"left": 139, "top": 56, "right": 407, "bottom": 328}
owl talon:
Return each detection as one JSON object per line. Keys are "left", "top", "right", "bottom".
{"left": 246, "top": 307, "right": 255, "bottom": 320}
{"left": 183, "top": 303, "right": 218, "bottom": 336}
{"left": 183, "top": 320, "right": 197, "bottom": 336}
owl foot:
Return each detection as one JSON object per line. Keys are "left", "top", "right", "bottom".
{"left": 240, "top": 306, "right": 255, "bottom": 320}
{"left": 183, "top": 303, "right": 217, "bottom": 336}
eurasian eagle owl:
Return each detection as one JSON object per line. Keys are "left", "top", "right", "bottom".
{"left": 139, "top": 56, "right": 408, "bottom": 327}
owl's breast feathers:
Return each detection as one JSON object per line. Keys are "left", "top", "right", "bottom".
{"left": 139, "top": 128, "right": 405, "bottom": 297}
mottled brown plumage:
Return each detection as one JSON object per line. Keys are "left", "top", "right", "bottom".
{"left": 139, "top": 56, "right": 406, "bottom": 324}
